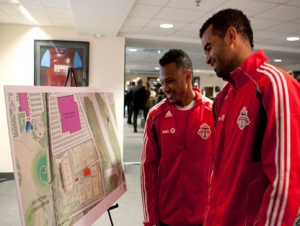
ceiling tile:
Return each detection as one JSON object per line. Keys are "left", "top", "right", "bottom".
{"left": 182, "top": 22, "right": 204, "bottom": 32}
{"left": 135, "top": 0, "right": 169, "bottom": 6}
{"left": 213, "top": 0, "right": 278, "bottom": 17}
{"left": 268, "top": 22, "right": 300, "bottom": 34}
{"left": 43, "top": 0, "right": 70, "bottom": 8}
{"left": 128, "top": 4, "right": 161, "bottom": 18}
{"left": 156, "top": 8, "right": 204, "bottom": 23}
{"left": 292, "top": 18, "right": 300, "bottom": 24}
{"left": 44, "top": 7, "right": 73, "bottom": 19}
{"left": 172, "top": 30, "right": 200, "bottom": 39}
{"left": 34, "top": 17, "right": 52, "bottom": 26}
{"left": 139, "top": 27, "right": 176, "bottom": 36}
{"left": 255, "top": 30, "right": 286, "bottom": 40}
{"left": 119, "top": 26, "right": 143, "bottom": 34}
{"left": 256, "top": 0, "right": 289, "bottom": 3}
{"left": 19, "top": 0, "right": 40, "bottom": 6}
{"left": 167, "top": 0, "right": 228, "bottom": 11}
{"left": 286, "top": 0, "right": 300, "bottom": 6}
{"left": 0, "top": 3, "right": 18, "bottom": 14}
{"left": 123, "top": 17, "right": 150, "bottom": 27}
{"left": 51, "top": 18, "right": 74, "bottom": 27}
{"left": 23, "top": 5, "right": 47, "bottom": 18}
{"left": 250, "top": 18, "right": 284, "bottom": 31}
{"left": 255, "top": 5, "right": 300, "bottom": 21}
{"left": 193, "top": 12, "right": 214, "bottom": 24}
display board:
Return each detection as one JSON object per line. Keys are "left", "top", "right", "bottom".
{"left": 4, "top": 85, "right": 126, "bottom": 226}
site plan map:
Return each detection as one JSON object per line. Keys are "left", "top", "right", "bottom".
{"left": 4, "top": 86, "right": 126, "bottom": 226}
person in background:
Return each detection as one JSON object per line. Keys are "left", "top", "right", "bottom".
{"left": 124, "top": 80, "right": 131, "bottom": 117}
{"left": 296, "top": 74, "right": 300, "bottom": 83}
{"left": 199, "top": 8, "right": 300, "bottom": 225}
{"left": 140, "top": 49, "right": 214, "bottom": 226}
{"left": 125, "top": 80, "right": 135, "bottom": 124}
{"left": 144, "top": 81, "right": 151, "bottom": 119}
{"left": 131, "top": 78, "right": 147, "bottom": 132}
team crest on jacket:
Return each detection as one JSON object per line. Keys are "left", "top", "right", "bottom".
{"left": 237, "top": 107, "right": 250, "bottom": 130}
{"left": 198, "top": 123, "right": 211, "bottom": 139}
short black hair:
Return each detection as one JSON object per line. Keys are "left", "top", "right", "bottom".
{"left": 159, "top": 49, "right": 193, "bottom": 75}
{"left": 199, "top": 8, "right": 254, "bottom": 48}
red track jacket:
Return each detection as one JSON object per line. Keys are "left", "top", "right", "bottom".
{"left": 204, "top": 50, "right": 300, "bottom": 226}
{"left": 141, "top": 90, "right": 214, "bottom": 226}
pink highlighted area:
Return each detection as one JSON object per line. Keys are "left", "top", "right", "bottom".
{"left": 19, "top": 93, "right": 30, "bottom": 117}
{"left": 57, "top": 95, "right": 81, "bottom": 133}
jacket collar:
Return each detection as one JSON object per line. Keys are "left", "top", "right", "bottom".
{"left": 225, "top": 50, "right": 268, "bottom": 88}
{"left": 165, "top": 87, "right": 203, "bottom": 109}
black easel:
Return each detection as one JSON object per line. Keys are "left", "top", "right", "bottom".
{"left": 107, "top": 203, "right": 119, "bottom": 225}
{"left": 64, "top": 69, "right": 119, "bottom": 225}
{"left": 64, "top": 67, "right": 78, "bottom": 87}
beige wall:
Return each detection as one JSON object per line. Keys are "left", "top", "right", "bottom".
{"left": 0, "top": 24, "right": 125, "bottom": 172}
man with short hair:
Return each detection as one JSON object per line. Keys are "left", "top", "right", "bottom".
{"left": 199, "top": 8, "right": 300, "bottom": 225}
{"left": 131, "top": 78, "right": 147, "bottom": 132}
{"left": 141, "top": 49, "right": 214, "bottom": 226}
{"left": 125, "top": 80, "right": 135, "bottom": 124}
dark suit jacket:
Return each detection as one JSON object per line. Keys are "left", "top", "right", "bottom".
{"left": 131, "top": 85, "right": 147, "bottom": 109}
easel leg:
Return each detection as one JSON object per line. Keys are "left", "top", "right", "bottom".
{"left": 64, "top": 70, "right": 71, "bottom": 86}
{"left": 64, "top": 67, "right": 78, "bottom": 87}
{"left": 107, "top": 203, "right": 119, "bottom": 226}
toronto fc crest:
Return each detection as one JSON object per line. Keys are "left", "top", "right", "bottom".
{"left": 237, "top": 107, "right": 250, "bottom": 130}
{"left": 198, "top": 123, "right": 211, "bottom": 139}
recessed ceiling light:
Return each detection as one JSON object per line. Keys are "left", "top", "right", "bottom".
{"left": 160, "top": 23, "right": 173, "bottom": 29}
{"left": 128, "top": 48, "right": 137, "bottom": 52}
{"left": 155, "top": 67, "right": 159, "bottom": 70}
{"left": 287, "top": 36, "right": 299, "bottom": 41}
{"left": 274, "top": 59, "right": 282, "bottom": 62}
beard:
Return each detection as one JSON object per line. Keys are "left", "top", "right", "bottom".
{"left": 217, "top": 72, "right": 229, "bottom": 79}
{"left": 214, "top": 64, "right": 229, "bottom": 79}
{"left": 215, "top": 56, "right": 235, "bottom": 81}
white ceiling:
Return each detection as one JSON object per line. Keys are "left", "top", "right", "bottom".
{"left": 1, "top": 0, "right": 300, "bottom": 75}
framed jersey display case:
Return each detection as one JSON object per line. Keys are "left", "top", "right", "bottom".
{"left": 34, "top": 40, "right": 89, "bottom": 87}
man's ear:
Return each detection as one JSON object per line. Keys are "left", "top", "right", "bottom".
{"left": 186, "top": 69, "right": 192, "bottom": 82}
{"left": 227, "top": 27, "right": 237, "bottom": 44}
